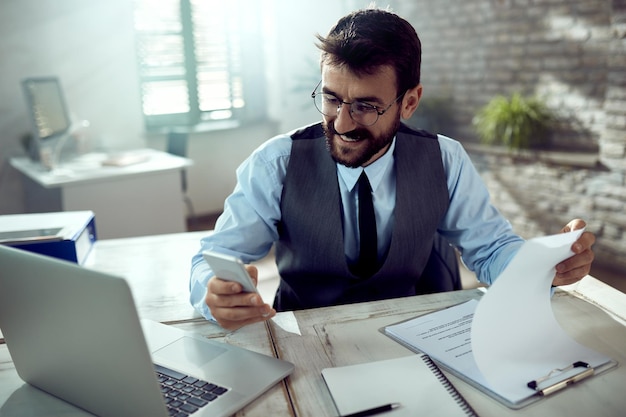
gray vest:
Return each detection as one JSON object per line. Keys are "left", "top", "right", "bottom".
{"left": 274, "top": 123, "right": 450, "bottom": 311}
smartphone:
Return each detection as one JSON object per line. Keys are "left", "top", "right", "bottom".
{"left": 202, "top": 251, "right": 258, "bottom": 293}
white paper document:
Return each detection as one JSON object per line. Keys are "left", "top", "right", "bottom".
{"left": 271, "top": 311, "right": 302, "bottom": 335}
{"left": 384, "top": 229, "right": 615, "bottom": 408}
{"left": 472, "top": 228, "right": 611, "bottom": 403}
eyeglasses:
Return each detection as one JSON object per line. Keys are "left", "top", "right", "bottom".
{"left": 311, "top": 80, "right": 405, "bottom": 127}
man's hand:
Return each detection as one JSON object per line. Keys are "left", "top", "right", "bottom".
{"left": 205, "top": 265, "right": 276, "bottom": 330}
{"left": 553, "top": 219, "right": 595, "bottom": 286}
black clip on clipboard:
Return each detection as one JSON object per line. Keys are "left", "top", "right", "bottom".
{"left": 527, "top": 361, "right": 595, "bottom": 396}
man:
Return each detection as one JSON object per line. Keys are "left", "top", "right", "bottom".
{"left": 190, "top": 8, "right": 595, "bottom": 330}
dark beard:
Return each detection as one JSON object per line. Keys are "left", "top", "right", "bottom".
{"left": 323, "top": 116, "right": 401, "bottom": 168}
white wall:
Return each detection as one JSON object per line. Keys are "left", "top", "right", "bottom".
{"left": 0, "top": 0, "right": 144, "bottom": 214}
{"left": 263, "top": 0, "right": 357, "bottom": 133}
{"left": 0, "top": 0, "right": 376, "bottom": 218}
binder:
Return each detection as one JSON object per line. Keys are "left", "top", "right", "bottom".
{"left": 0, "top": 211, "right": 96, "bottom": 264}
{"left": 322, "top": 354, "right": 479, "bottom": 417}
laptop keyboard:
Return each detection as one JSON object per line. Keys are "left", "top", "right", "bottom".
{"left": 155, "top": 364, "right": 229, "bottom": 416}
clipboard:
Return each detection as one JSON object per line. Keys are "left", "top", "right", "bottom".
{"left": 381, "top": 298, "right": 619, "bottom": 409}
{"left": 527, "top": 360, "right": 597, "bottom": 396}
{"left": 384, "top": 229, "right": 620, "bottom": 409}
{"left": 435, "top": 348, "right": 616, "bottom": 409}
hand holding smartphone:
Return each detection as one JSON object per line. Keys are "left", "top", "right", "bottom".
{"left": 202, "top": 251, "right": 258, "bottom": 293}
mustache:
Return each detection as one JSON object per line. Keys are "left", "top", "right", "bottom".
{"left": 325, "top": 122, "right": 371, "bottom": 141}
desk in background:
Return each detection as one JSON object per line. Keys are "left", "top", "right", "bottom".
{"left": 1, "top": 231, "right": 625, "bottom": 416}
{"left": 10, "top": 149, "right": 191, "bottom": 239}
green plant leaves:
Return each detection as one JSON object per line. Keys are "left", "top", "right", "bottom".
{"left": 473, "top": 93, "right": 554, "bottom": 150}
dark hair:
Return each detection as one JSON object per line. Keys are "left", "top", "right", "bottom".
{"left": 316, "top": 8, "right": 422, "bottom": 95}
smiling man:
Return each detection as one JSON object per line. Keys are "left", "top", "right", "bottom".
{"left": 189, "top": 7, "right": 595, "bottom": 330}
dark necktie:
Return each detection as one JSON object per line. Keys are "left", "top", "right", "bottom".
{"left": 356, "top": 171, "right": 377, "bottom": 277}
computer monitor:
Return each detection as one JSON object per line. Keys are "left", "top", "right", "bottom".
{"left": 21, "top": 77, "right": 72, "bottom": 163}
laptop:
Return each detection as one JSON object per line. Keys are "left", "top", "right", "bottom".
{"left": 0, "top": 244, "right": 294, "bottom": 417}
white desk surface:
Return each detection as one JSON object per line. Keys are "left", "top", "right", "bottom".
{"left": 10, "top": 148, "right": 191, "bottom": 188}
{"left": 1, "top": 231, "right": 625, "bottom": 416}
{"left": 274, "top": 283, "right": 626, "bottom": 417}
{"left": 81, "top": 231, "right": 279, "bottom": 323}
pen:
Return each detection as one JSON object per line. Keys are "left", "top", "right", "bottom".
{"left": 341, "top": 402, "right": 401, "bottom": 417}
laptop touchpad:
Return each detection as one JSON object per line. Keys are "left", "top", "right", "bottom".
{"left": 154, "top": 336, "right": 227, "bottom": 367}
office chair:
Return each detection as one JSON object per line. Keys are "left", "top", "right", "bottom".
{"left": 166, "top": 131, "right": 197, "bottom": 230}
{"left": 415, "top": 232, "right": 462, "bottom": 294}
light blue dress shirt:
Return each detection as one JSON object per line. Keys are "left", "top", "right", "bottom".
{"left": 190, "top": 130, "right": 524, "bottom": 320}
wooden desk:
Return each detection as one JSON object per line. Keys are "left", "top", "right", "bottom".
{"left": 1, "top": 231, "right": 625, "bottom": 416}
{"left": 81, "top": 231, "right": 279, "bottom": 323}
{"left": 270, "top": 283, "right": 626, "bottom": 416}
{"left": 10, "top": 149, "right": 192, "bottom": 239}
{"left": 82, "top": 231, "right": 206, "bottom": 323}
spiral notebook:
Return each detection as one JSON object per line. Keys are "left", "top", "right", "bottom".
{"left": 321, "top": 354, "right": 478, "bottom": 417}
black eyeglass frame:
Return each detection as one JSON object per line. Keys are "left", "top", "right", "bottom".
{"left": 311, "top": 80, "right": 405, "bottom": 127}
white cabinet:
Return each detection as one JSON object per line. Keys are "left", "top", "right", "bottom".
{"left": 11, "top": 149, "right": 192, "bottom": 239}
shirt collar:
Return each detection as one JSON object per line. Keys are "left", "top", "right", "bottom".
{"left": 337, "top": 137, "right": 396, "bottom": 193}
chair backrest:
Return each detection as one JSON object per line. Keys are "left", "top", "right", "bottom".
{"left": 166, "top": 131, "right": 189, "bottom": 191}
{"left": 166, "top": 131, "right": 188, "bottom": 157}
{"left": 415, "top": 232, "right": 462, "bottom": 294}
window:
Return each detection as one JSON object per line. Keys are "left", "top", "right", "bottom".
{"left": 133, "top": 0, "right": 265, "bottom": 130}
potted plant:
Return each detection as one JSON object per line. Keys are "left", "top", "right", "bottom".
{"left": 472, "top": 93, "right": 555, "bottom": 151}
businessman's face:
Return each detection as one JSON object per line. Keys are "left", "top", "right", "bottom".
{"left": 319, "top": 64, "right": 403, "bottom": 168}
